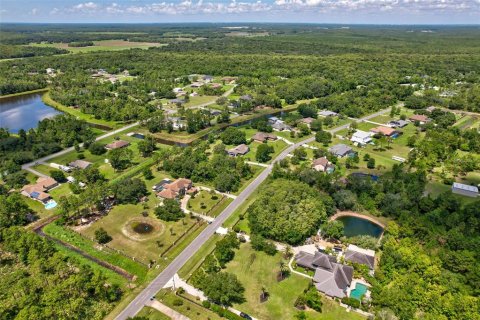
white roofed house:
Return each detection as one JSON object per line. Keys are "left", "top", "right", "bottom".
{"left": 351, "top": 130, "right": 373, "bottom": 146}
{"left": 451, "top": 182, "right": 479, "bottom": 198}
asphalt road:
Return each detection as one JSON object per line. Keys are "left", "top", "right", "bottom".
{"left": 21, "top": 122, "right": 139, "bottom": 174}
{"left": 115, "top": 107, "right": 391, "bottom": 319}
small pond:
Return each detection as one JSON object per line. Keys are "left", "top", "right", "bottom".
{"left": 0, "top": 92, "right": 62, "bottom": 133}
{"left": 132, "top": 222, "right": 154, "bottom": 234}
{"left": 337, "top": 216, "right": 383, "bottom": 238}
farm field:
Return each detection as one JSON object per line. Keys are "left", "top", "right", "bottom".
{"left": 29, "top": 40, "right": 165, "bottom": 53}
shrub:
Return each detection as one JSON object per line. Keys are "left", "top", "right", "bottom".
{"left": 341, "top": 297, "right": 361, "bottom": 309}
{"left": 49, "top": 170, "right": 66, "bottom": 183}
{"left": 88, "top": 142, "right": 106, "bottom": 155}
{"left": 95, "top": 228, "right": 112, "bottom": 244}
{"left": 172, "top": 298, "right": 183, "bottom": 306}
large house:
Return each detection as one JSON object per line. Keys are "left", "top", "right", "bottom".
{"left": 227, "top": 144, "right": 249, "bottom": 157}
{"left": 409, "top": 114, "right": 430, "bottom": 124}
{"left": 370, "top": 126, "right": 398, "bottom": 137}
{"left": 296, "top": 251, "right": 353, "bottom": 298}
{"left": 69, "top": 159, "right": 92, "bottom": 170}
{"left": 105, "top": 140, "right": 130, "bottom": 150}
{"left": 388, "top": 120, "right": 408, "bottom": 128}
{"left": 312, "top": 157, "right": 334, "bottom": 173}
{"left": 157, "top": 178, "right": 196, "bottom": 200}
{"left": 451, "top": 182, "right": 479, "bottom": 198}
{"left": 344, "top": 245, "right": 375, "bottom": 270}
{"left": 252, "top": 132, "right": 277, "bottom": 143}
{"left": 21, "top": 177, "right": 58, "bottom": 204}
{"left": 328, "top": 144, "right": 355, "bottom": 158}
{"left": 351, "top": 130, "right": 373, "bottom": 146}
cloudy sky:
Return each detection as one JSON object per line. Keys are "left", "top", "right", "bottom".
{"left": 1, "top": 0, "right": 479, "bottom": 24}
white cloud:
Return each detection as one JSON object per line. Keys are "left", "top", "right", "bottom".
{"left": 30, "top": 8, "right": 38, "bottom": 15}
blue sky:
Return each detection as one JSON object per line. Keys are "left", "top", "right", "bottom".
{"left": 1, "top": 0, "right": 479, "bottom": 24}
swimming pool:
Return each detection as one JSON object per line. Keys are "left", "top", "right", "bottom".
{"left": 45, "top": 200, "right": 58, "bottom": 210}
{"left": 350, "top": 283, "right": 368, "bottom": 300}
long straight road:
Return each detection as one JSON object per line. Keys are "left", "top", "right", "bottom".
{"left": 115, "top": 107, "right": 391, "bottom": 319}
{"left": 21, "top": 122, "right": 139, "bottom": 175}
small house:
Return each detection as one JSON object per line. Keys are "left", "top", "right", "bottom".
{"left": 319, "top": 110, "right": 338, "bottom": 117}
{"left": 227, "top": 144, "right": 250, "bottom": 157}
{"left": 328, "top": 144, "right": 355, "bottom": 158}
{"left": 451, "top": 182, "right": 479, "bottom": 198}
{"left": 299, "top": 117, "right": 315, "bottom": 127}
{"left": 69, "top": 160, "right": 92, "bottom": 170}
{"left": 312, "top": 157, "right": 334, "bottom": 173}
{"left": 351, "top": 130, "right": 373, "bottom": 146}
{"left": 388, "top": 120, "right": 408, "bottom": 128}
{"left": 409, "top": 114, "right": 430, "bottom": 124}
{"left": 252, "top": 132, "right": 277, "bottom": 143}
{"left": 370, "top": 126, "right": 398, "bottom": 137}
{"left": 105, "top": 140, "right": 130, "bottom": 150}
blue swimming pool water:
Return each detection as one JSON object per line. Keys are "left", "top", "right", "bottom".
{"left": 45, "top": 200, "right": 58, "bottom": 210}
{"left": 350, "top": 283, "right": 368, "bottom": 300}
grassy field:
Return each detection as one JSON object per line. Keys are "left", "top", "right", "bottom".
{"left": 179, "top": 234, "right": 221, "bottom": 279}
{"left": 156, "top": 290, "right": 222, "bottom": 320}
{"left": 79, "top": 203, "right": 199, "bottom": 264}
{"left": 43, "top": 223, "right": 149, "bottom": 281}
{"left": 137, "top": 307, "right": 170, "bottom": 320}
{"left": 188, "top": 190, "right": 224, "bottom": 215}
{"left": 224, "top": 243, "right": 365, "bottom": 320}
{"left": 30, "top": 40, "right": 165, "bottom": 53}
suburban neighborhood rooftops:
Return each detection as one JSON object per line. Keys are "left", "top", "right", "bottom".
{"left": 69, "top": 159, "right": 92, "bottom": 170}
{"left": 105, "top": 140, "right": 130, "bottom": 149}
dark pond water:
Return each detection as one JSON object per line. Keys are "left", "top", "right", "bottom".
{"left": 132, "top": 222, "right": 154, "bottom": 234}
{"left": 337, "top": 216, "right": 383, "bottom": 238}
{"left": 0, "top": 93, "right": 62, "bottom": 133}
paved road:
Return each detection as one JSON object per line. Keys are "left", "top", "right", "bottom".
{"left": 115, "top": 107, "right": 391, "bottom": 319}
{"left": 21, "top": 122, "right": 139, "bottom": 175}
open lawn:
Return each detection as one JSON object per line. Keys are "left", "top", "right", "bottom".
{"left": 157, "top": 290, "right": 222, "bottom": 320}
{"left": 425, "top": 179, "right": 479, "bottom": 204}
{"left": 454, "top": 115, "right": 480, "bottom": 130}
{"left": 30, "top": 40, "right": 165, "bottom": 53}
{"left": 179, "top": 234, "right": 221, "bottom": 279}
{"left": 137, "top": 307, "right": 170, "bottom": 320}
{"left": 188, "top": 190, "right": 224, "bottom": 215}
{"left": 224, "top": 243, "right": 365, "bottom": 320}
{"left": 80, "top": 203, "right": 200, "bottom": 264}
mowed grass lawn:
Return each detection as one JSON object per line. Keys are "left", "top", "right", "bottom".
{"left": 188, "top": 190, "right": 225, "bottom": 216}
{"left": 30, "top": 40, "right": 165, "bottom": 53}
{"left": 136, "top": 307, "right": 170, "bottom": 320}
{"left": 80, "top": 203, "right": 199, "bottom": 264}
{"left": 157, "top": 290, "right": 222, "bottom": 320}
{"left": 225, "top": 243, "right": 365, "bottom": 320}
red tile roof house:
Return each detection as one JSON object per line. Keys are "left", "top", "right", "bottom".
{"left": 105, "top": 140, "right": 130, "bottom": 150}
{"left": 252, "top": 132, "right": 277, "bottom": 143}
{"left": 157, "top": 178, "right": 195, "bottom": 200}
{"left": 370, "top": 126, "right": 398, "bottom": 137}
{"left": 312, "top": 157, "right": 334, "bottom": 173}
{"left": 409, "top": 114, "right": 431, "bottom": 124}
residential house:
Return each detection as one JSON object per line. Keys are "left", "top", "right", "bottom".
{"left": 296, "top": 251, "right": 353, "bottom": 298}
{"left": 210, "top": 83, "right": 222, "bottom": 89}
{"left": 240, "top": 94, "right": 253, "bottom": 101}
{"left": 312, "top": 157, "right": 334, "bottom": 173}
{"left": 451, "top": 182, "right": 479, "bottom": 198}
{"left": 105, "top": 140, "right": 130, "bottom": 150}
{"left": 21, "top": 177, "right": 58, "bottom": 204}
{"left": 252, "top": 132, "right": 277, "bottom": 143}
{"left": 69, "top": 160, "right": 92, "bottom": 170}
{"left": 328, "top": 144, "right": 355, "bottom": 158}
{"left": 426, "top": 106, "right": 437, "bottom": 113}
{"left": 36, "top": 177, "right": 59, "bottom": 190}
{"left": 299, "top": 117, "right": 315, "bottom": 127}
{"left": 152, "top": 179, "right": 172, "bottom": 192}
{"left": 388, "top": 120, "right": 408, "bottom": 128}
{"left": 319, "top": 110, "right": 338, "bottom": 117}
{"left": 227, "top": 144, "right": 249, "bottom": 157}
{"left": 351, "top": 130, "right": 373, "bottom": 146}
{"left": 344, "top": 245, "right": 375, "bottom": 270}
{"left": 370, "top": 126, "right": 398, "bottom": 137}
{"left": 409, "top": 114, "right": 430, "bottom": 124}
{"left": 157, "top": 178, "right": 195, "bottom": 200}
{"left": 169, "top": 98, "right": 185, "bottom": 105}
{"left": 190, "top": 82, "right": 204, "bottom": 88}
{"left": 203, "top": 75, "right": 214, "bottom": 82}
{"left": 173, "top": 87, "right": 184, "bottom": 94}
{"left": 272, "top": 121, "right": 292, "bottom": 131}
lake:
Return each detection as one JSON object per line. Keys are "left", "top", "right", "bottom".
{"left": 0, "top": 92, "right": 62, "bottom": 133}
{"left": 337, "top": 216, "right": 384, "bottom": 238}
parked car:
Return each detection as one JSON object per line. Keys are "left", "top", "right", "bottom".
{"left": 240, "top": 312, "right": 253, "bottom": 320}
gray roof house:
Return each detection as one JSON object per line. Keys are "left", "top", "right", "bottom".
{"left": 452, "top": 182, "right": 479, "bottom": 198}
{"left": 344, "top": 245, "right": 375, "bottom": 269}
{"left": 328, "top": 144, "right": 355, "bottom": 158}
{"left": 227, "top": 144, "right": 249, "bottom": 157}
{"left": 296, "top": 251, "right": 353, "bottom": 298}
{"left": 68, "top": 159, "right": 92, "bottom": 170}
{"left": 388, "top": 120, "right": 408, "bottom": 128}
{"left": 319, "top": 110, "right": 338, "bottom": 117}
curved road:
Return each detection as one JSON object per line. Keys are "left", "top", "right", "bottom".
{"left": 115, "top": 107, "right": 391, "bottom": 319}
